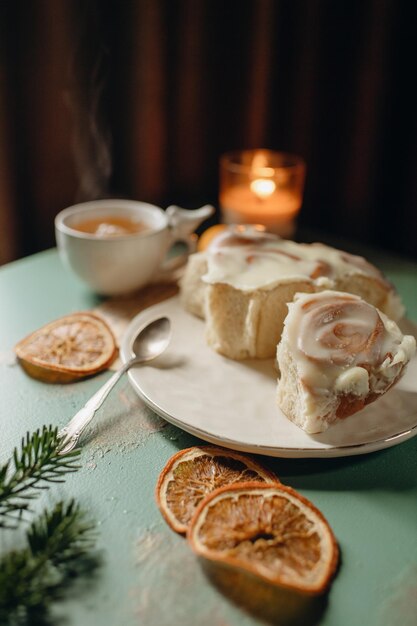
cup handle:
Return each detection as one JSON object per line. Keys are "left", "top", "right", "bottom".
{"left": 153, "top": 204, "right": 214, "bottom": 282}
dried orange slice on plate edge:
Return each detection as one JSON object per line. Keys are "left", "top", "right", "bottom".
{"left": 187, "top": 481, "right": 339, "bottom": 595}
{"left": 155, "top": 446, "right": 279, "bottom": 534}
{"left": 14, "top": 312, "right": 117, "bottom": 383}
{"left": 197, "top": 224, "right": 228, "bottom": 251}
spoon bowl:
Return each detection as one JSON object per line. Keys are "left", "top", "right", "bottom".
{"left": 58, "top": 316, "right": 171, "bottom": 454}
{"left": 131, "top": 317, "right": 171, "bottom": 362}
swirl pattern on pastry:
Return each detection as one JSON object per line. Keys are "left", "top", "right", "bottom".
{"left": 298, "top": 293, "right": 385, "bottom": 367}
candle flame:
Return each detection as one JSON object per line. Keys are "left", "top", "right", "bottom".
{"left": 250, "top": 152, "right": 276, "bottom": 198}
{"left": 250, "top": 178, "right": 276, "bottom": 198}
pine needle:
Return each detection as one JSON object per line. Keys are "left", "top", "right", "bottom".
{"left": 0, "top": 500, "right": 100, "bottom": 625}
{"left": 0, "top": 426, "right": 80, "bottom": 528}
{"left": 0, "top": 426, "right": 100, "bottom": 625}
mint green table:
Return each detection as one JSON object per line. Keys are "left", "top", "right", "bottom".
{"left": 1, "top": 247, "right": 417, "bottom": 626}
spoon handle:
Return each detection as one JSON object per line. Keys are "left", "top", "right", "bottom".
{"left": 58, "top": 360, "right": 132, "bottom": 455}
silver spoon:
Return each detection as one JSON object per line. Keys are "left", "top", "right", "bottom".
{"left": 58, "top": 316, "right": 171, "bottom": 455}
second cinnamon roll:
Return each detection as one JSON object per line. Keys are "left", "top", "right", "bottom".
{"left": 276, "top": 291, "right": 415, "bottom": 433}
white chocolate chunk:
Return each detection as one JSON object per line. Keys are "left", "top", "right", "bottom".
{"left": 334, "top": 367, "right": 370, "bottom": 396}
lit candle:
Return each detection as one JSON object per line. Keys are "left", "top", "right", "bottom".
{"left": 219, "top": 150, "right": 306, "bottom": 237}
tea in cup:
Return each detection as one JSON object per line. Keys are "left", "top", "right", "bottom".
{"left": 55, "top": 199, "right": 213, "bottom": 296}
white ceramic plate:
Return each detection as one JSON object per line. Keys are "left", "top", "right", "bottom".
{"left": 120, "top": 296, "right": 417, "bottom": 458}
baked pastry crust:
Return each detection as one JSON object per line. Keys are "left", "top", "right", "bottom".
{"left": 179, "top": 227, "right": 405, "bottom": 360}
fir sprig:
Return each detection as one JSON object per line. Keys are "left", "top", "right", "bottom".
{"left": 0, "top": 426, "right": 80, "bottom": 527}
{"left": 0, "top": 500, "right": 100, "bottom": 625}
{"left": 0, "top": 426, "right": 99, "bottom": 625}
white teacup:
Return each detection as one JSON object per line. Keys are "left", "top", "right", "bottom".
{"left": 55, "top": 199, "right": 213, "bottom": 296}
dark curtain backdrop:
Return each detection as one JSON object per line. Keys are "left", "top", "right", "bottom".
{"left": 0, "top": 0, "right": 416, "bottom": 265}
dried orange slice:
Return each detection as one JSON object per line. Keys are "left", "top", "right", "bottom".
{"left": 188, "top": 481, "right": 339, "bottom": 595}
{"left": 15, "top": 312, "right": 117, "bottom": 383}
{"left": 197, "top": 224, "right": 227, "bottom": 251}
{"left": 155, "top": 446, "right": 279, "bottom": 534}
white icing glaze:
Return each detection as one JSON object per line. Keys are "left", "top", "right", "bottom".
{"left": 281, "top": 290, "right": 415, "bottom": 408}
{"left": 202, "top": 226, "right": 393, "bottom": 295}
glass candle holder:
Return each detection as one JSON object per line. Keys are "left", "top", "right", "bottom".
{"left": 219, "top": 149, "right": 306, "bottom": 237}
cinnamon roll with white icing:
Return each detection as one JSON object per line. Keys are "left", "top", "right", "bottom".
{"left": 276, "top": 290, "right": 416, "bottom": 433}
{"left": 179, "top": 225, "right": 405, "bottom": 360}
